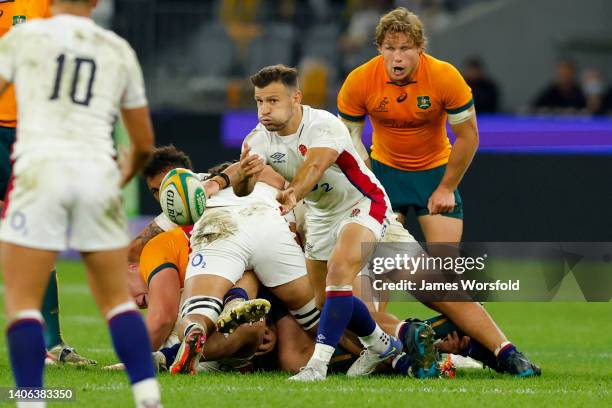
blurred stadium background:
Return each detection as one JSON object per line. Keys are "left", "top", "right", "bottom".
{"left": 94, "top": 0, "right": 612, "bottom": 243}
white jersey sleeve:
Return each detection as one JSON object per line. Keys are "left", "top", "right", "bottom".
{"left": 0, "top": 28, "right": 20, "bottom": 82}
{"left": 242, "top": 126, "right": 269, "bottom": 163}
{"left": 154, "top": 213, "right": 178, "bottom": 232}
{"left": 120, "top": 46, "right": 147, "bottom": 109}
{"left": 307, "top": 120, "right": 348, "bottom": 154}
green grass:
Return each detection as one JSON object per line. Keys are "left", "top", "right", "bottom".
{"left": 0, "top": 260, "right": 611, "bottom": 407}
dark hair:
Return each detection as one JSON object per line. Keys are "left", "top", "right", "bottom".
{"left": 142, "top": 145, "right": 193, "bottom": 179}
{"left": 250, "top": 64, "right": 299, "bottom": 89}
{"left": 207, "top": 161, "right": 236, "bottom": 174}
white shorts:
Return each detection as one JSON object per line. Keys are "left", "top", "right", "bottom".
{"left": 186, "top": 205, "right": 306, "bottom": 287}
{"left": 0, "top": 156, "right": 128, "bottom": 252}
{"left": 357, "top": 217, "right": 418, "bottom": 278}
{"left": 304, "top": 198, "right": 391, "bottom": 261}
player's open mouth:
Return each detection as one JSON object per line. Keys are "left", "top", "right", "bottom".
{"left": 393, "top": 67, "right": 404, "bottom": 75}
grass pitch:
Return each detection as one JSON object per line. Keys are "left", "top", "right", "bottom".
{"left": 0, "top": 260, "right": 610, "bottom": 407}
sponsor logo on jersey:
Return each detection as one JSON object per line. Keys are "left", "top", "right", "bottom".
{"left": 417, "top": 95, "right": 431, "bottom": 110}
{"left": 270, "top": 152, "right": 286, "bottom": 163}
{"left": 397, "top": 92, "right": 407, "bottom": 103}
{"left": 298, "top": 144, "right": 308, "bottom": 156}
{"left": 12, "top": 15, "right": 26, "bottom": 25}
{"left": 373, "top": 96, "right": 390, "bottom": 112}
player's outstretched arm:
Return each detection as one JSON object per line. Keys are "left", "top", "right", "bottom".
{"left": 428, "top": 109, "right": 479, "bottom": 215}
{"left": 119, "top": 106, "right": 155, "bottom": 187}
{"left": 128, "top": 220, "right": 164, "bottom": 263}
{"left": 278, "top": 147, "right": 339, "bottom": 214}
{"left": 233, "top": 143, "right": 265, "bottom": 196}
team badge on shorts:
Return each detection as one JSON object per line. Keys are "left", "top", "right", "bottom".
{"left": 417, "top": 95, "right": 431, "bottom": 110}
{"left": 298, "top": 144, "right": 308, "bottom": 156}
{"left": 350, "top": 208, "right": 361, "bottom": 217}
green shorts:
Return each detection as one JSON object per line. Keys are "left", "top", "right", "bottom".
{"left": 371, "top": 159, "right": 463, "bottom": 219}
{"left": 0, "top": 126, "right": 16, "bottom": 198}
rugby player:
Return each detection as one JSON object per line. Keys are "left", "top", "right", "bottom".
{"left": 237, "top": 65, "right": 433, "bottom": 381}
{"left": 338, "top": 7, "right": 475, "bottom": 243}
{"left": 238, "top": 64, "right": 540, "bottom": 379}
{"left": 128, "top": 146, "right": 325, "bottom": 376}
{"left": 338, "top": 7, "right": 540, "bottom": 377}
{"left": 0, "top": 0, "right": 94, "bottom": 366}
{"left": 0, "top": 0, "right": 162, "bottom": 405}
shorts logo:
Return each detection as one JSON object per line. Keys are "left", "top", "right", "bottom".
{"left": 417, "top": 95, "right": 431, "bottom": 110}
{"left": 316, "top": 334, "right": 327, "bottom": 343}
{"left": 350, "top": 208, "right": 361, "bottom": 217}
{"left": 10, "top": 210, "right": 26, "bottom": 231}
{"left": 12, "top": 15, "right": 26, "bottom": 25}
{"left": 397, "top": 92, "right": 407, "bottom": 103}
{"left": 373, "top": 97, "right": 390, "bottom": 112}
{"left": 270, "top": 152, "right": 286, "bottom": 163}
{"left": 298, "top": 144, "right": 308, "bottom": 156}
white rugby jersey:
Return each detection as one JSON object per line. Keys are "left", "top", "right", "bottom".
{"left": 0, "top": 14, "right": 146, "bottom": 160}
{"left": 155, "top": 178, "right": 280, "bottom": 232}
{"left": 245, "top": 105, "right": 390, "bottom": 221}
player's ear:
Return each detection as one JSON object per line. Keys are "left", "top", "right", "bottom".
{"left": 293, "top": 88, "right": 303, "bottom": 104}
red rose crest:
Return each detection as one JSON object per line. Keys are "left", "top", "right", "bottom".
{"left": 298, "top": 144, "right": 308, "bottom": 156}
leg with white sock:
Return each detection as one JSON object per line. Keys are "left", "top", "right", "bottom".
{"left": 291, "top": 223, "right": 400, "bottom": 381}
{"left": 1, "top": 242, "right": 58, "bottom": 407}
{"left": 82, "top": 248, "right": 161, "bottom": 408}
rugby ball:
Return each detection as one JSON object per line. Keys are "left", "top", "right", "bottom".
{"left": 159, "top": 168, "right": 206, "bottom": 226}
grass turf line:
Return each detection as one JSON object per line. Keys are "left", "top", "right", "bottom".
{"left": 0, "top": 260, "right": 610, "bottom": 407}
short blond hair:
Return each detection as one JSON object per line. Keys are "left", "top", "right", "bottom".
{"left": 375, "top": 7, "right": 427, "bottom": 49}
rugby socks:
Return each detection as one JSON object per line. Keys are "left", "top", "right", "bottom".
{"left": 495, "top": 341, "right": 516, "bottom": 361}
{"left": 348, "top": 296, "right": 394, "bottom": 354}
{"left": 463, "top": 339, "right": 498, "bottom": 369}
{"left": 7, "top": 310, "right": 46, "bottom": 387}
{"left": 41, "top": 270, "right": 63, "bottom": 349}
{"left": 312, "top": 286, "right": 354, "bottom": 365}
{"left": 223, "top": 287, "right": 248, "bottom": 305}
{"left": 107, "top": 302, "right": 160, "bottom": 407}
{"left": 159, "top": 343, "right": 180, "bottom": 367}
{"left": 347, "top": 296, "right": 376, "bottom": 336}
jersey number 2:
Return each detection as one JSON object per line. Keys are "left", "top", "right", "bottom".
{"left": 49, "top": 54, "right": 97, "bottom": 106}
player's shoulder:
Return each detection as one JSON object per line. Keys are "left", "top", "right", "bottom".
{"left": 350, "top": 55, "right": 382, "bottom": 78}
{"left": 303, "top": 106, "right": 349, "bottom": 138}
{"left": 145, "top": 227, "right": 184, "bottom": 251}
{"left": 243, "top": 123, "right": 269, "bottom": 146}
{"left": 423, "top": 53, "right": 461, "bottom": 76}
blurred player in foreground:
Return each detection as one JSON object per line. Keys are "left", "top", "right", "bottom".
{"left": 0, "top": 0, "right": 161, "bottom": 406}
{"left": 0, "top": 0, "right": 94, "bottom": 366}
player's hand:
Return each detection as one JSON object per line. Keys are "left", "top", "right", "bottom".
{"left": 427, "top": 186, "right": 456, "bottom": 215}
{"left": 277, "top": 187, "right": 297, "bottom": 215}
{"left": 239, "top": 143, "right": 265, "bottom": 180}
{"left": 434, "top": 331, "right": 470, "bottom": 354}
{"left": 203, "top": 179, "right": 220, "bottom": 198}
{"left": 117, "top": 145, "right": 133, "bottom": 188}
